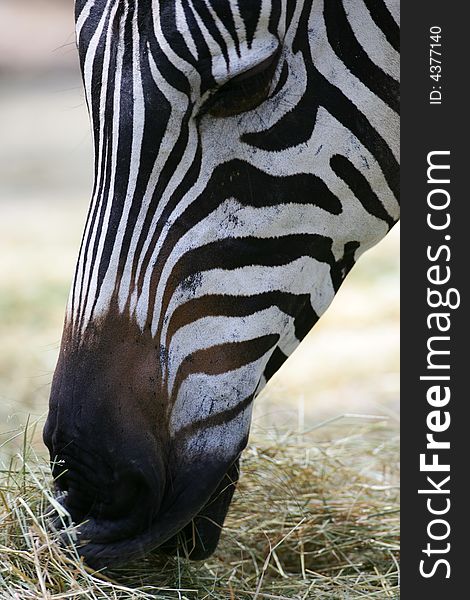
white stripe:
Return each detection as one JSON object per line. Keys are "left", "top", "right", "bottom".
{"left": 308, "top": 0, "right": 399, "bottom": 161}
{"left": 151, "top": 3, "right": 199, "bottom": 86}
{"left": 179, "top": 403, "right": 253, "bottom": 462}
{"left": 150, "top": 182, "right": 388, "bottom": 340}
{"left": 167, "top": 307, "right": 291, "bottom": 393}
{"left": 76, "top": 0, "right": 97, "bottom": 40}
{"left": 383, "top": 0, "right": 400, "bottom": 25}
{"left": 83, "top": 8, "right": 125, "bottom": 324}
{"left": 343, "top": 0, "right": 399, "bottom": 80}
{"left": 170, "top": 360, "right": 265, "bottom": 436}
{"left": 163, "top": 258, "right": 335, "bottom": 341}
{"left": 80, "top": 1, "right": 122, "bottom": 327}
{"left": 175, "top": 0, "right": 198, "bottom": 59}
{"left": 232, "top": 108, "right": 400, "bottom": 221}
{"left": 73, "top": 1, "right": 114, "bottom": 326}
{"left": 90, "top": 2, "right": 146, "bottom": 323}
{"left": 277, "top": 0, "right": 289, "bottom": 39}
{"left": 118, "top": 52, "right": 191, "bottom": 314}
{"left": 202, "top": 0, "right": 237, "bottom": 54}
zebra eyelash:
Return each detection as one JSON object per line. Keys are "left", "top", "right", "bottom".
{"left": 197, "top": 49, "right": 282, "bottom": 118}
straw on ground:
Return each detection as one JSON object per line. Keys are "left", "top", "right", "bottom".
{"left": 0, "top": 417, "right": 399, "bottom": 599}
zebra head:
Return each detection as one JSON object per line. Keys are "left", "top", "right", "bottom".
{"left": 44, "top": 0, "right": 399, "bottom": 568}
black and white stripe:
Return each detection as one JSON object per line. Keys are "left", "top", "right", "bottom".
{"left": 67, "top": 0, "right": 399, "bottom": 460}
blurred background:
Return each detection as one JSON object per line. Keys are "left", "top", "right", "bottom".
{"left": 0, "top": 0, "right": 399, "bottom": 457}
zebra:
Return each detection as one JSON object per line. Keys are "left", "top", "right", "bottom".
{"left": 44, "top": 0, "right": 399, "bottom": 568}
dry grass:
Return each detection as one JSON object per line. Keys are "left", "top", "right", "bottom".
{"left": 0, "top": 418, "right": 399, "bottom": 599}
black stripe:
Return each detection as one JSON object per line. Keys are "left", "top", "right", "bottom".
{"left": 237, "top": 0, "right": 263, "bottom": 48}
{"left": 158, "top": 0, "right": 198, "bottom": 69}
{"left": 268, "top": 0, "right": 283, "bottom": 37}
{"left": 111, "top": 50, "right": 173, "bottom": 291}
{"left": 210, "top": 0, "right": 240, "bottom": 55}
{"left": 76, "top": 5, "right": 117, "bottom": 329}
{"left": 81, "top": 10, "right": 136, "bottom": 326}
{"left": 171, "top": 334, "right": 279, "bottom": 402}
{"left": 132, "top": 115, "right": 201, "bottom": 298}
{"left": 169, "top": 234, "right": 335, "bottom": 281}
{"left": 331, "top": 240, "right": 361, "bottom": 291}
{"left": 137, "top": 158, "right": 342, "bottom": 303}
{"left": 191, "top": 0, "right": 230, "bottom": 67}
{"left": 269, "top": 59, "right": 289, "bottom": 99}
{"left": 324, "top": 0, "right": 399, "bottom": 114}
{"left": 330, "top": 154, "right": 395, "bottom": 228}
{"left": 180, "top": 0, "right": 217, "bottom": 94}
{"left": 176, "top": 394, "right": 253, "bottom": 438}
{"left": 294, "top": 296, "right": 319, "bottom": 340}
{"left": 310, "top": 64, "right": 400, "bottom": 202}
{"left": 284, "top": 0, "right": 299, "bottom": 34}
{"left": 165, "top": 291, "right": 312, "bottom": 342}
{"left": 241, "top": 60, "right": 320, "bottom": 151}
{"left": 363, "top": 0, "right": 400, "bottom": 52}
{"left": 146, "top": 24, "right": 193, "bottom": 95}
{"left": 155, "top": 233, "right": 335, "bottom": 338}
{"left": 263, "top": 346, "right": 288, "bottom": 381}
{"left": 86, "top": 26, "right": 124, "bottom": 318}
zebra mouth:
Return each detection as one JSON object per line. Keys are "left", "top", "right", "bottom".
{"left": 53, "top": 459, "right": 240, "bottom": 569}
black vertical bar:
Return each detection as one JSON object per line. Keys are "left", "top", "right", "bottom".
{"left": 402, "top": 2, "right": 469, "bottom": 597}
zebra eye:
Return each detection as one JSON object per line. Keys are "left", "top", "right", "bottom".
{"left": 200, "top": 51, "right": 280, "bottom": 118}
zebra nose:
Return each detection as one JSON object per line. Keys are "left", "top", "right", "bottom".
{"left": 50, "top": 471, "right": 160, "bottom": 551}
{"left": 55, "top": 463, "right": 162, "bottom": 531}
{"left": 96, "top": 470, "right": 153, "bottom": 521}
